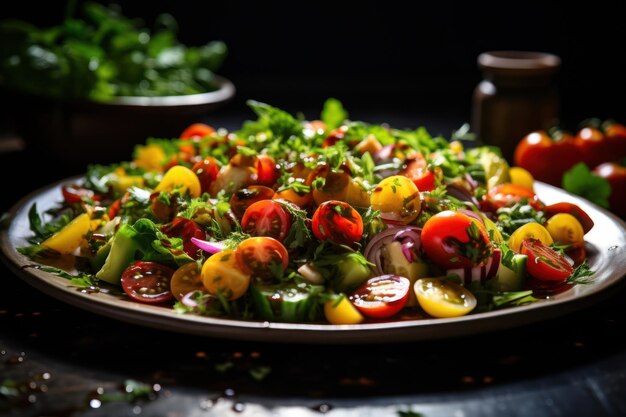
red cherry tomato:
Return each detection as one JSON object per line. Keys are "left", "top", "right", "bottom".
{"left": 421, "top": 210, "right": 492, "bottom": 269}
{"left": 483, "top": 183, "right": 543, "bottom": 212}
{"left": 230, "top": 185, "right": 276, "bottom": 219}
{"left": 543, "top": 202, "right": 594, "bottom": 234}
{"left": 593, "top": 162, "right": 626, "bottom": 218}
{"left": 604, "top": 122, "right": 626, "bottom": 158}
{"left": 400, "top": 154, "right": 436, "bottom": 191}
{"left": 121, "top": 261, "right": 175, "bottom": 304}
{"left": 180, "top": 123, "right": 215, "bottom": 139}
{"left": 241, "top": 200, "right": 292, "bottom": 242}
{"left": 350, "top": 275, "right": 410, "bottom": 319}
{"left": 311, "top": 200, "right": 363, "bottom": 246}
{"left": 256, "top": 155, "right": 279, "bottom": 187}
{"left": 514, "top": 131, "right": 580, "bottom": 186}
{"left": 191, "top": 156, "right": 219, "bottom": 194}
{"left": 574, "top": 127, "right": 610, "bottom": 169}
{"left": 160, "top": 218, "right": 206, "bottom": 258}
{"left": 520, "top": 239, "right": 574, "bottom": 282}
{"left": 235, "top": 237, "right": 289, "bottom": 280}
{"left": 62, "top": 184, "right": 97, "bottom": 204}
{"left": 322, "top": 127, "right": 347, "bottom": 147}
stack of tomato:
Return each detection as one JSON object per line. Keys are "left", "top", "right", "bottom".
{"left": 514, "top": 121, "right": 626, "bottom": 217}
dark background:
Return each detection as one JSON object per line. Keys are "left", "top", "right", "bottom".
{"left": 1, "top": 1, "right": 625, "bottom": 130}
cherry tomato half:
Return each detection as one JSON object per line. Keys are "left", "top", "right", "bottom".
{"left": 413, "top": 278, "right": 477, "bottom": 318}
{"left": 180, "top": 123, "right": 215, "bottom": 139}
{"left": 170, "top": 262, "right": 205, "bottom": 301}
{"left": 311, "top": 200, "right": 363, "bottom": 246}
{"left": 201, "top": 249, "right": 251, "bottom": 300}
{"left": 400, "top": 154, "right": 436, "bottom": 192}
{"left": 241, "top": 200, "right": 292, "bottom": 242}
{"left": 121, "top": 261, "right": 175, "bottom": 304}
{"left": 160, "top": 217, "right": 206, "bottom": 258}
{"left": 62, "top": 184, "right": 97, "bottom": 204}
{"left": 483, "top": 183, "right": 543, "bottom": 212}
{"left": 421, "top": 210, "right": 492, "bottom": 269}
{"left": 191, "top": 156, "right": 219, "bottom": 194}
{"left": 350, "top": 275, "right": 410, "bottom": 319}
{"left": 235, "top": 237, "right": 289, "bottom": 280}
{"left": 543, "top": 202, "right": 594, "bottom": 234}
{"left": 520, "top": 239, "right": 574, "bottom": 282}
{"left": 230, "top": 186, "right": 276, "bottom": 219}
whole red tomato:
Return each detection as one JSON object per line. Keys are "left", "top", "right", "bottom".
{"left": 513, "top": 131, "right": 580, "bottom": 186}
{"left": 593, "top": 162, "right": 626, "bottom": 218}
{"left": 574, "top": 126, "right": 610, "bottom": 169}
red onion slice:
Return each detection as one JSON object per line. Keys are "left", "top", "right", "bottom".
{"left": 191, "top": 237, "right": 226, "bottom": 254}
{"left": 364, "top": 226, "right": 422, "bottom": 274}
{"left": 446, "top": 248, "right": 501, "bottom": 286}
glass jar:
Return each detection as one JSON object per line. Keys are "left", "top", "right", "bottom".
{"left": 471, "top": 51, "right": 561, "bottom": 162}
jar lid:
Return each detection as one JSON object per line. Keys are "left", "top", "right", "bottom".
{"left": 478, "top": 51, "right": 561, "bottom": 76}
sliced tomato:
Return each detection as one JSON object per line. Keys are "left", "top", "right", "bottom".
{"left": 180, "top": 123, "right": 215, "bottom": 139}
{"left": 121, "top": 261, "right": 175, "bottom": 304}
{"left": 322, "top": 127, "right": 347, "bottom": 147}
{"left": 235, "top": 237, "right": 289, "bottom": 280}
{"left": 520, "top": 239, "right": 573, "bottom": 282}
{"left": 230, "top": 186, "right": 276, "bottom": 219}
{"left": 201, "top": 249, "right": 251, "bottom": 300}
{"left": 256, "top": 155, "right": 279, "bottom": 186}
{"left": 170, "top": 262, "right": 205, "bottom": 301}
{"left": 421, "top": 210, "right": 492, "bottom": 269}
{"left": 108, "top": 198, "right": 122, "bottom": 219}
{"left": 400, "top": 154, "right": 436, "bottom": 191}
{"left": 311, "top": 200, "right": 363, "bottom": 246}
{"left": 241, "top": 200, "right": 292, "bottom": 241}
{"left": 191, "top": 156, "right": 219, "bottom": 194}
{"left": 483, "top": 183, "right": 543, "bottom": 212}
{"left": 350, "top": 275, "right": 410, "bottom": 319}
{"left": 543, "top": 202, "right": 594, "bottom": 234}
{"left": 62, "top": 184, "right": 98, "bottom": 204}
{"left": 160, "top": 218, "right": 206, "bottom": 258}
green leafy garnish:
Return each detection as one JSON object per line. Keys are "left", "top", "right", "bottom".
{"left": 563, "top": 163, "right": 611, "bottom": 208}
{"left": 320, "top": 97, "right": 348, "bottom": 130}
{"left": 566, "top": 261, "right": 595, "bottom": 285}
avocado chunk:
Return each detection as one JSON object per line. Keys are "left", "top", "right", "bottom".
{"left": 95, "top": 224, "right": 139, "bottom": 284}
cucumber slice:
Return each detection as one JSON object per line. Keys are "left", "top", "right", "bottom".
{"left": 250, "top": 284, "right": 321, "bottom": 322}
{"left": 95, "top": 224, "right": 139, "bottom": 285}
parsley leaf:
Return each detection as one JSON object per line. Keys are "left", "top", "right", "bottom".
{"left": 566, "top": 261, "right": 595, "bottom": 285}
{"left": 321, "top": 98, "right": 348, "bottom": 130}
{"left": 563, "top": 163, "right": 611, "bottom": 208}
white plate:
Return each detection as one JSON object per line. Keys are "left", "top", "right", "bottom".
{"left": 2, "top": 179, "right": 625, "bottom": 343}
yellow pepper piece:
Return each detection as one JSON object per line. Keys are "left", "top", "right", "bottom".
{"left": 134, "top": 144, "right": 167, "bottom": 171}
{"left": 154, "top": 165, "right": 201, "bottom": 198}
{"left": 324, "top": 296, "right": 364, "bottom": 325}
{"left": 42, "top": 213, "right": 92, "bottom": 255}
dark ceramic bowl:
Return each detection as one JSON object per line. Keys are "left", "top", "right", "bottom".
{"left": 6, "top": 75, "right": 235, "bottom": 164}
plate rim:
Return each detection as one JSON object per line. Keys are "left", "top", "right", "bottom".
{"left": 2, "top": 177, "right": 626, "bottom": 344}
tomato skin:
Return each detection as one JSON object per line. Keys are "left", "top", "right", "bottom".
{"left": 400, "top": 154, "right": 436, "bottom": 192}
{"left": 574, "top": 127, "right": 610, "bottom": 169}
{"left": 421, "top": 211, "right": 492, "bottom": 269}
{"left": 604, "top": 122, "right": 626, "bottom": 159}
{"left": 121, "top": 261, "right": 175, "bottom": 304}
{"left": 235, "top": 237, "right": 289, "bottom": 280}
{"left": 514, "top": 131, "right": 580, "bottom": 186}
{"left": 521, "top": 239, "right": 573, "bottom": 282}
{"left": 593, "top": 162, "right": 626, "bottom": 218}
{"left": 311, "top": 200, "right": 363, "bottom": 246}
{"left": 201, "top": 249, "right": 251, "bottom": 300}
{"left": 62, "top": 184, "right": 98, "bottom": 204}
{"left": 230, "top": 186, "right": 276, "bottom": 219}
{"left": 273, "top": 185, "right": 313, "bottom": 209}
{"left": 180, "top": 123, "right": 215, "bottom": 139}
{"left": 350, "top": 275, "right": 410, "bottom": 319}
{"left": 322, "top": 127, "right": 347, "bottom": 147}
{"left": 108, "top": 198, "right": 122, "bottom": 219}
{"left": 483, "top": 183, "right": 543, "bottom": 212}
{"left": 543, "top": 202, "right": 594, "bottom": 234}
{"left": 191, "top": 156, "right": 219, "bottom": 194}
{"left": 160, "top": 217, "right": 206, "bottom": 258}
{"left": 241, "top": 200, "right": 292, "bottom": 242}
{"left": 256, "top": 155, "right": 279, "bottom": 187}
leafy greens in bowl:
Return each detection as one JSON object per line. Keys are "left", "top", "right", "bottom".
{"left": 0, "top": 2, "right": 227, "bottom": 100}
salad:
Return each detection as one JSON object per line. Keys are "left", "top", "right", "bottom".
{"left": 18, "top": 99, "right": 595, "bottom": 324}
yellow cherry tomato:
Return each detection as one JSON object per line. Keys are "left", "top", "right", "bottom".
{"left": 370, "top": 175, "right": 421, "bottom": 224}
{"left": 545, "top": 213, "right": 585, "bottom": 245}
{"left": 171, "top": 262, "right": 205, "bottom": 301}
{"left": 508, "top": 222, "right": 553, "bottom": 252}
{"left": 201, "top": 249, "right": 251, "bottom": 300}
{"left": 154, "top": 165, "right": 201, "bottom": 198}
{"left": 41, "top": 213, "right": 91, "bottom": 255}
{"left": 134, "top": 144, "right": 166, "bottom": 171}
{"left": 324, "top": 295, "right": 364, "bottom": 325}
{"left": 483, "top": 217, "right": 504, "bottom": 243}
{"left": 509, "top": 167, "right": 535, "bottom": 190}
{"left": 414, "top": 278, "right": 477, "bottom": 318}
